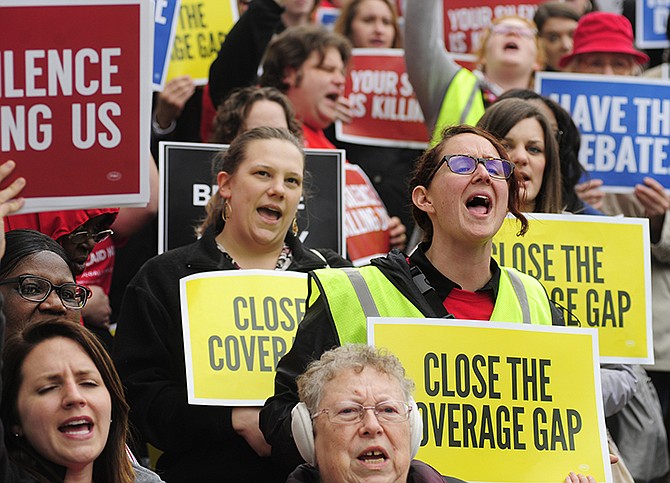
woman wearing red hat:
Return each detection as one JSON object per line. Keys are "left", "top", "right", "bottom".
{"left": 559, "top": 11, "right": 649, "bottom": 75}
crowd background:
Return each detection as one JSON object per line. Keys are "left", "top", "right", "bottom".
{"left": 2, "top": 0, "right": 670, "bottom": 482}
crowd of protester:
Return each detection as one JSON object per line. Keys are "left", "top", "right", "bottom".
{"left": 1, "top": 0, "right": 670, "bottom": 481}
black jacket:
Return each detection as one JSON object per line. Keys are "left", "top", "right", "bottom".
{"left": 260, "top": 247, "right": 564, "bottom": 476}
{"left": 287, "top": 461, "right": 468, "bottom": 483}
{"left": 112, "top": 228, "right": 349, "bottom": 483}
{"left": 208, "top": 0, "right": 284, "bottom": 108}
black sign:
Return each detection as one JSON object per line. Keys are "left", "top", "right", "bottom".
{"left": 159, "top": 141, "right": 346, "bottom": 255}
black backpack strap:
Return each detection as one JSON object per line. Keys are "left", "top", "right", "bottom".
{"left": 409, "top": 264, "right": 453, "bottom": 319}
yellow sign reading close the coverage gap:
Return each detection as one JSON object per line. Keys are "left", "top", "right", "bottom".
{"left": 166, "top": 0, "right": 237, "bottom": 84}
{"left": 369, "top": 318, "right": 611, "bottom": 483}
{"left": 493, "top": 213, "right": 652, "bottom": 363}
{"left": 180, "top": 270, "right": 308, "bottom": 405}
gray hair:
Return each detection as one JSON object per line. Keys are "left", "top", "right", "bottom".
{"left": 296, "top": 344, "right": 415, "bottom": 415}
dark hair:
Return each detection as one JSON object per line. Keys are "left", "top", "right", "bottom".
{"left": 0, "top": 230, "right": 75, "bottom": 280}
{"left": 260, "top": 24, "right": 352, "bottom": 92}
{"left": 497, "top": 89, "right": 586, "bottom": 213}
{"left": 477, "top": 98, "right": 563, "bottom": 214}
{"left": 409, "top": 124, "right": 528, "bottom": 243}
{"left": 334, "top": 0, "right": 402, "bottom": 48}
{"left": 1, "top": 319, "right": 134, "bottom": 483}
{"left": 210, "top": 86, "right": 303, "bottom": 144}
{"left": 198, "top": 127, "right": 305, "bottom": 235}
{"left": 534, "top": 2, "right": 580, "bottom": 33}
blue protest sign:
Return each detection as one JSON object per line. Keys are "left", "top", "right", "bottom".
{"left": 153, "top": 0, "right": 181, "bottom": 90}
{"left": 636, "top": 0, "right": 669, "bottom": 49}
{"left": 537, "top": 72, "right": 670, "bottom": 192}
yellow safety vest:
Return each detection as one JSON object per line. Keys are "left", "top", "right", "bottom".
{"left": 431, "top": 69, "right": 486, "bottom": 145}
{"left": 310, "top": 265, "right": 553, "bottom": 345}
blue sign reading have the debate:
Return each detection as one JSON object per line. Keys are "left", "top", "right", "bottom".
{"left": 537, "top": 72, "right": 670, "bottom": 192}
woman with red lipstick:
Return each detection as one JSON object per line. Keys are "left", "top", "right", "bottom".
{"left": 113, "top": 127, "right": 351, "bottom": 483}
{"left": 0, "top": 319, "right": 163, "bottom": 483}
{"left": 476, "top": 98, "right": 564, "bottom": 214}
{"left": 261, "top": 125, "right": 564, "bottom": 474}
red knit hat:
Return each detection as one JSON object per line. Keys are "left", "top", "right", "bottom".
{"left": 558, "top": 12, "right": 649, "bottom": 68}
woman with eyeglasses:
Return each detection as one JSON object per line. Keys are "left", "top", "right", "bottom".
{"left": 261, "top": 124, "right": 564, "bottom": 473}
{"left": 404, "top": 0, "right": 543, "bottom": 145}
{"left": 0, "top": 229, "right": 89, "bottom": 338}
{"left": 5, "top": 209, "right": 119, "bottom": 346}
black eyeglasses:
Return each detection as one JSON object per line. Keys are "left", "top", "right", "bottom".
{"left": 434, "top": 154, "right": 515, "bottom": 180}
{"left": 68, "top": 229, "right": 113, "bottom": 244}
{"left": 0, "top": 275, "right": 91, "bottom": 309}
{"left": 311, "top": 400, "right": 411, "bottom": 424}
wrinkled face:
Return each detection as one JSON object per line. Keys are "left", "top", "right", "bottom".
{"left": 350, "top": 0, "right": 396, "bottom": 48}
{"left": 482, "top": 18, "right": 539, "bottom": 77}
{"left": 285, "top": 47, "right": 346, "bottom": 130}
{"left": 218, "top": 138, "right": 304, "bottom": 251}
{"left": 58, "top": 215, "right": 111, "bottom": 275}
{"left": 313, "top": 367, "right": 411, "bottom": 483}
{"left": 414, "top": 133, "right": 510, "bottom": 247}
{"left": 243, "top": 100, "right": 290, "bottom": 133}
{"left": 574, "top": 52, "right": 637, "bottom": 76}
{"left": 16, "top": 337, "right": 112, "bottom": 477}
{"left": 502, "top": 117, "right": 546, "bottom": 212}
{"left": 540, "top": 17, "right": 577, "bottom": 70}
{"left": 0, "top": 252, "right": 81, "bottom": 334}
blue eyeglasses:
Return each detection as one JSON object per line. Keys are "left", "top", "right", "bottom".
{"left": 434, "top": 154, "right": 515, "bottom": 180}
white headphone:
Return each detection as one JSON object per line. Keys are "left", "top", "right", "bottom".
{"left": 291, "top": 399, "right": 423, "bottom": 466}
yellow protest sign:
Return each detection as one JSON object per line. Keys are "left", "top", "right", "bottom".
{"left": 370, "top": 318, "right": 611, "bottom": 483}
{"left": 492, "top": 213, "right": 652, "bottom": 363}
{"left": 166, "top": 0, "right": 237, "bottom": 84}
{"left": 180, "top": 270, "right": 307, "bottom": 405}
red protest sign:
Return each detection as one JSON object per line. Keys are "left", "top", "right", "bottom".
{"left": 442, "top": 0, "right": 542, "bottom": 54}
{"left": 0, "top": 0, "right": 152, "bottom": 212}
{"left": 335, "top": 49, "right": 429, "bottom": 149}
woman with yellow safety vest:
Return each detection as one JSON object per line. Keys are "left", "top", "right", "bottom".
{"left": 260, "top": 124, "right": 564, "bottom": 474}
{"left": 404, "top": 0, "right": 543, "bottom": 145}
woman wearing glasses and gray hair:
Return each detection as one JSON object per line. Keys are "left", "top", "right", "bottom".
{"left": 0, "top": 229, "right": 91, "bottom": 338}
{"left": 288, "top": 344, "right": 466, "bottom": 483}
{"left": 261, "top": 124, "right": 564, "bottom": 473}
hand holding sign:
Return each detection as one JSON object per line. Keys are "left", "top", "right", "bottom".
{"left": 0, "top": 160, "right": 26, "bottom": 258}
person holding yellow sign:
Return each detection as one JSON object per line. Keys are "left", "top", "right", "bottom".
{"left": 288, "top": 344, "right": 466, "bottom": 483}
{"left": 113, "top": 127, "right": 350, "bottom": 483}
{"left": 261, "top": 124, "right": 565, "bottom": 473}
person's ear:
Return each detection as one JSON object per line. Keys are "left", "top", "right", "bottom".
{"left": 412, "top": 185, "right": 435, "bottom": 215}
{"left": 217, "top": 171, "right": 233, "bottom": 199}
{"left": 283, "top": 67, "right": 299, "bottom": 88}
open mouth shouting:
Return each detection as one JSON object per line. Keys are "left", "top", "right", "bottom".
{"left": 466, "top": 194, "right": 492, "bottom": 215}
{"left": 358, "top": 447, "right": 389, "bottom": 466}
{"left": 59, "top": 417, "right": 94, "bottom": 438}
{"left": 257, "top": 205, "right": 283, "bottom": 223}
{"left": 503, "top": 40, "right": 519, "bottom": 51}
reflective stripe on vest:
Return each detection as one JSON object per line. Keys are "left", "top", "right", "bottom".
{"left": 311, "top": 266, "right": 424, "bottom": 345}
{"left": 312, "top": 266, "right": 553, "bottom": 346}
{"left": 431, "top": 69, "right": 486, "bottom": 145}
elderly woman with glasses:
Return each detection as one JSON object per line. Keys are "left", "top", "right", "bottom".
{"left": 261, "top": 125, "right": 564, "bottom": 472}
{"left": 287, "top": 344, "right": 466, "bottom": 483}
{"left": 0, "top": 229, "right": 91, "bottom": 338}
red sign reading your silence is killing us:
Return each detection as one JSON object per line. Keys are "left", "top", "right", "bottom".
{"left": 0, "top": 0, "right": 151, "bottom": 212}
{"left": 336, "top": 49, "right": 429, "bottom": 149}
{"left": 443, "top": 0, "right": 543, "bottom": 54}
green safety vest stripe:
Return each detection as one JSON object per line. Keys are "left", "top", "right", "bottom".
{"left": 312, "top": 266, "right": 553, "bottom": 346}
{"left": 311, "top": 267, "right": 424, "bottom": 344}
{"left": 431, "top": 69, "right": 486, "bottom": 145}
